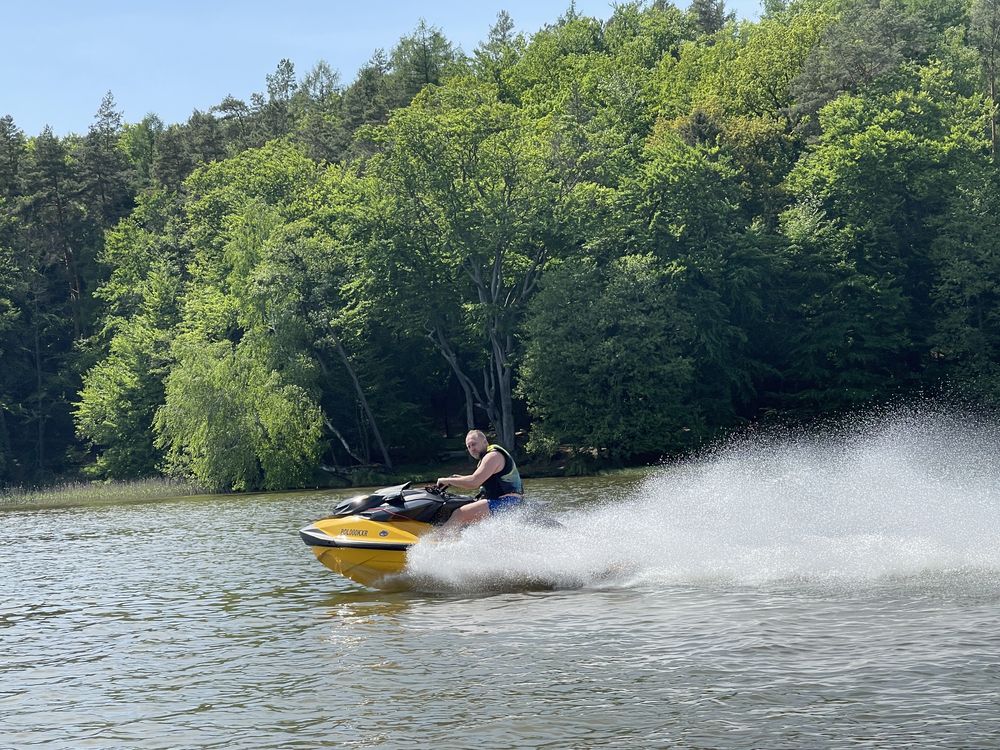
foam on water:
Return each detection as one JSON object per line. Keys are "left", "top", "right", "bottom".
{"left": 404, "top": 406, "right": 1000, "bottom": 592}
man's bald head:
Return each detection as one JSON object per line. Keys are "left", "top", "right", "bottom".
{"left": 465, "top": 430, "right": 489, "bottom": 458}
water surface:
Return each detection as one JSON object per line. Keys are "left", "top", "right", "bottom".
{"left": 3, "top": 411, "right": 1000, "bottom": 748}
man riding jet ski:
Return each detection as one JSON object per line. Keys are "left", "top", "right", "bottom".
{"left": 435, "top": 430, "right": 524, "bottom": 529}
{"left": 299, "top": 431, "right": 529, "bottom": 588}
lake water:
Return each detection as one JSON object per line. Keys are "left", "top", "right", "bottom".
{"left": 3, "top": 410, "right": 1000, "bottom": 748}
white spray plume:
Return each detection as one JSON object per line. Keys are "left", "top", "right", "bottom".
{"left": 405, "top": 405, "right": 1000, "bottom": 592}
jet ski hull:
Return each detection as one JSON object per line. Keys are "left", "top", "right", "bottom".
{"left": 299, "top": 516, "right": 432, "bottom": 588}
{"left": 301, "top": 483, "right": 478, "bottom": 588}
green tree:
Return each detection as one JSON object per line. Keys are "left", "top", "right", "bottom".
{"left": 79, "top": 92, "right": 135, "bottom": 225}
{"left": 75, "top": 189, "right": 185, "bottom": 478}
{"left": 0, "top": 207, "right": 22, "bottom": 481}
{"left": 212, "top": 95, "right": 255, "bottom": 151}
{"left": 292, "top": 60, "right": 343, "bottom": 162}
{"left": 19, "top": 128, "right": 86, "bottom": 336}
{"left": 386, "top": 20, "right": 465, "bottom": 108}
{"left": 509, "top": 9, "right": 605, "bottom": 97}
{"left": 927, "top": 169, "right": 1000, "bottom": 399}
{"left": 971, "top": 0, "right": 1000, "bottom": 156}
{"left": 338, "top": 50, "right": 393, "bottom": 157}
{"left": 790, "top": 0, "right": 929, "bottom": 127}
{"left": 763, "top": 200, "right": 911, "bottom": 412}
{"left": 362, "top": 81, "right": 559, "bottom": 451}
{"left": 255, "top": 58, "right": 299, "bottom": 142}
{"left": 473, "top": 11, "right": 526, "bottom": 101}
{"left": 151, "top": 124, "right": 194, "bottom": 191}
{"left": 149, "top": 143, "right": 405, "bottom": 487}
{"left": 120, "top": 114, "right": 164, "bottom": 188}
{"left": 603, "top": 1, "right": 692, "bottom": 68}
{"left": 521, "top": 254, "right": 699, "bottom": 461}
{"left": 75, "top": 264, "right": 181, "bottom": 477}
{"left": 782, "top": 58, "right": 988, "bottom": 405}
{"left": 0, "top": 116, "right": 24, "bottom": 198}
{"left": 184, "top": 110, "right": 228, "bottom": 165}
{"left": 688, "top": 0, "right": 734, "bottom": 37}
{"left": 155, "top": 336, "right": 323, "bottom": 492}
{"left": 154, "top": 192, "right": 326, "bottom": 490}
{"left": 622, "top": 125, "right": 757, "bottom": 425}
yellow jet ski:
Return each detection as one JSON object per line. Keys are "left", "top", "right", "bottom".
{"left": 299, "top": 482, "right": 477, "bottom": 588}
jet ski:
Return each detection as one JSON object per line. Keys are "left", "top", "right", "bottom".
{"left": 299, "top": 482, "right": 477, "bottom": 588}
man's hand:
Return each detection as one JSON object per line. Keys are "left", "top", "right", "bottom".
{"left": 436, "top": 477, "right": 452, "bottom": 488}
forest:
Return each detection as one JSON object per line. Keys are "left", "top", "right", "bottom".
{"left": 2, "top": 0, "right": 1000, "bottom": 491}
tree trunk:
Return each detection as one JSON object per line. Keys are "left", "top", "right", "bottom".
{"left": 465, "top": 261, "right": 517, "bottom": 450}
{"left": 460, "top": 380, "right": 475, "bottom": 430}
{"left": 324, "top": 415, "right": 365, "bottom": 465}
{"left": 330, "top": 328, "right": 393, "bottom": 469}
{"left": 991, "top": 72, "right": 997, "bottom": 159}
{"left": 480, "top": 363, "right": 501, "bottom": 436}
{"left": 315, "top": 356, "right": 368, "bottom": 466}
{"left": 488, "top": 323, "right": 516, "bottom": 454}
{"left": 32, "top": 298, "right": 45, "bottom": 473}
{"left": 428, "top": 327, "right": 478, "bottom": 430}
{"left": 50, "top": 173, "right": 82, "bottom": 340}
{"left": 0, "top": 396, "right": 10, "bottom": 481}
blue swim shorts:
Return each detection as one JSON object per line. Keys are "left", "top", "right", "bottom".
{"left": 487, "top": 493, "right": 524, "bottom": 514}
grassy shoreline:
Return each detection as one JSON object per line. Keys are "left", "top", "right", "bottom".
{"left": 0, "top": 478, "right": 210, "bottom": 511}
{"left": 0, "top": 461, "right": 656, "bottom": 511}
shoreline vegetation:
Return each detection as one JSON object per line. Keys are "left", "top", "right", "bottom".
{"left": 4, "top": 1, "right": 1000, "bottom": 495}
{"left": 0, "top": 477, "right": 210, "bottom": 510}
{"left": 0, "top": 458, "right": 654, "bottom": 511}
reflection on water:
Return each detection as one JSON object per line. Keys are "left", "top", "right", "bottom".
{"left": 320, "top": 589, "right": 416, "bottom": 623}
{"left": 3, "top": 409, "right": 1000, "bottom": 747}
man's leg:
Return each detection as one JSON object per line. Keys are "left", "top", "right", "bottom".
{"left": 441, "top": 498, "right": 491, "bottom": 530}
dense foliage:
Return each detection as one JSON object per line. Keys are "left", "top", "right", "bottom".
{"left": 2, "top": 0, "right": 1000, "bottom": 490}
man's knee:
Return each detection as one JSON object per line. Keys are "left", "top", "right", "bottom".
{"left": 459, "top": 500, "right": 489, "bottom": 523}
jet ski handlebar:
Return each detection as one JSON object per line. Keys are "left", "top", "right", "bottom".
{"left": 425, "top": 484, "right": 453, "bottom": 499}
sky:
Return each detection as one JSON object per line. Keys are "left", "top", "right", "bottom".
{"left": 3, "top": 0, "right": 763, "bottom": 137}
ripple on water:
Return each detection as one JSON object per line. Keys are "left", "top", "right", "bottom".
{"left": 4, "top": 413, "right": 1000, "bottom": 747}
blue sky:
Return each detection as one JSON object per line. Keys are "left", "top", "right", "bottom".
{"left": 4, "top": 0, "right": 763, "bottom": 136}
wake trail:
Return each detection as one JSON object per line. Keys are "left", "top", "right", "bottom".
{"left": 404, "top": 405, "right": 1000, "bottom": 592}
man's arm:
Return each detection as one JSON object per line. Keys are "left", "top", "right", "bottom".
{"left": 437, "top": 451, "right": 504, "bottom": 490}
